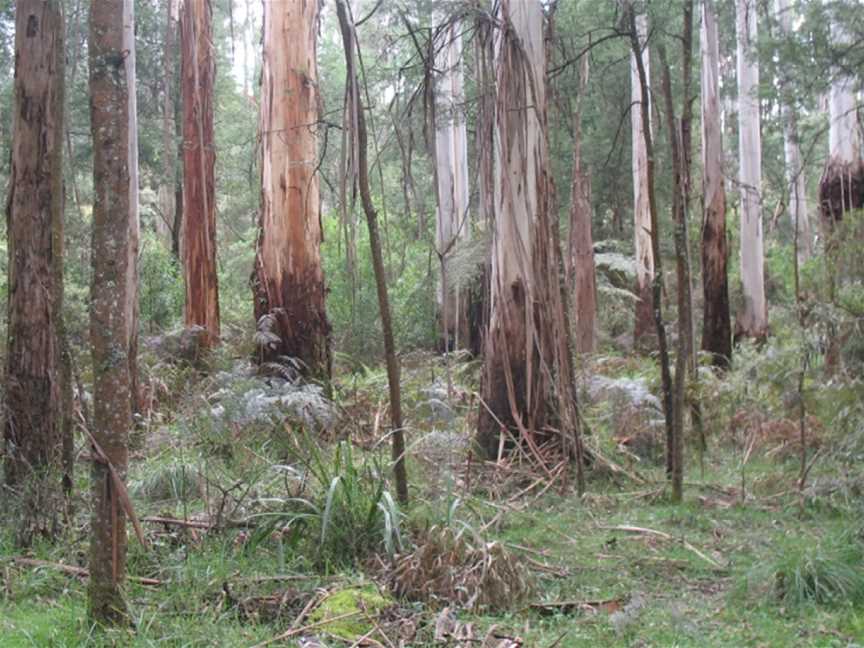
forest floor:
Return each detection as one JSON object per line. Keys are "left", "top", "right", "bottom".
{"left": 2, "top": 336, "right": 864, "bottom": 647}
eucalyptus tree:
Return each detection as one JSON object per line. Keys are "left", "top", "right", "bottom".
{"left": 88, "top": 0, "right": 139, "bottom": 623}
{"left": 700, "top": 0, "right": 732, "bottom": 366}
{"left": 4, "top": 0, "right": 65, "bottom": 547}
{"left": 252, "top": 0, "right": 331, "bottom": 377}
{"left": 736, "top": 0, "right": 767, "bottom": 339}
{"left": 181, "top": 0, "right": 220, "bottom": 346}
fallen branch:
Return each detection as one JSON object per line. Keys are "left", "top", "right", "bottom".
{"left": 252, "top": 610, "right": 363, "bottom": 647}
{"left": 11, "top": 557, "right": 161, "bottom": 586}
{"left": 141, "top": 516, "right": 254, "bottom": 530}
{"left": 598, "top": 524, "right": 724, "bottom": 569}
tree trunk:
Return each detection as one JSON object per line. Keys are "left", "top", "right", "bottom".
{"left": 252, "top": 0, "right": 330, "bottom": 378}
{"left": 159, "top": 0, "right": 178, "bottom": 243}
{"left": 819, "top": 20, "right": 864, "bottom": 232}
{"left": 181, "top": 0, "right": 220, "bottom": 347}
{"left": 631, "top": 12, "right": 654, "bottom": 348}
{"left": 476, "top": 0, "right": 584, "bottom": 474}
{"left": 4, "top": 0, "right": 65, "bottom": 547}
{"left": 627, "top": 2, "right": 675, "bottom": 496}
{"left": 433, "top": 23, "right": 471, "bottom": 351}
{"left": 335, "top": 0, "right": 408, "bottom": 504}
{"left": 88, "top": 0, "right": 137, "bottom": 623}
{"left": 126, "top": 0, "right": 140, "bottom": 417}
{"left": 700, "top": 0, "right": 732, "bottom": 367}
{"left": 735, "top": 0, "right": 767, "bottom": 339}
{"left": 567, "top": 55, "right": 597, "bottom": 354}
{"left": 774, "top": 0, "right": 812, "bottom": 264}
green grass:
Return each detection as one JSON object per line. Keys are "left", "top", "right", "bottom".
{"left": 2, "top": 351, "right": 864, "bottom": 646}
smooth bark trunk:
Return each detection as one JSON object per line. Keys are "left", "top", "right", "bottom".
{"left": 252, "top": 0, "right": 331, "bottom": 378}
{"left": 735, "top": 0, "right": 768, "bottom": 339}
{"left": 631, "top": 13, "right": 654, "bottom": 347}
{"left": 159, "top": 0, "right": 178, "bottom": 243}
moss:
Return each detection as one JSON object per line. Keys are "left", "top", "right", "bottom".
{"left": 307, "top": 585, "right": 392, "bottom": 640}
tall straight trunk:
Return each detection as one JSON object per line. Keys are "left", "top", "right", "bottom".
{"left": 253, "top": 0, "right": 330, "bottom": 378}
{"left": 700, "top": 0, "right": 732, "bottom": 367}
{"left": 567, "top": 55, "right": 597, "bottom": 354}
{"left": 181, "top": 0, "right": 220, "bottom": 346}
{"left": 476, "top": 0, "right": 584, "bottom": 473}
{"left": 88, "top": 0, "right": 138, "bottom": 623}
{"left": 335, "top": 0, "right": 408, "bottom": 504}
{"left": 159, "top": 0, "right": 178, "bottom": 243}
{"left": 631, "top": 12, "right": 654, "bottom": 347}
{"left": 433, "top": 23, "right": 471, "bottom": 350}
{"left": 126, "top": 0, "right": 140, "bottom": 417}
{"left": 735, "top": 0, "right": 767, "bottom": 339}
{"left": 774, "top": 0, "right": 812, "bottom": 263}
{"left": 627, "top": 2, "right": 675, "bottom": 494}
{"left": 4, "top": 0, "right": 65, "bottom": 547}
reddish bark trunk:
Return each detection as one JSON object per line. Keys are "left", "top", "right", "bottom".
{"left": 252, "top": 0, "right": 330, "bottom": 378}
{"left": 181, "top": 0, "right": 220, "bottom": 346}
{"left": 4, "top": 0, "right": 65, "bottom": 547}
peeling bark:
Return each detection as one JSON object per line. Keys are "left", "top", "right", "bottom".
{"left": 252, "top": 0, "right": 331, "bottom": 378}
{"left": 88, "top": 0, "right": 137, "bottom": 623}
{"left": 700, "top": 0, "right": 732, "bottom": 367}
{"left": 735, "top": 0, "right": 768, "bottom": 339}
{"left": 181, "top": 0, "right": 220, "bottom": 347}
{"left": 476, "top": 0, "right": 584, "bottom": 479}
{"left": 567, "top": 55, "right": 597, "bottom": 354}
{"left": 4, "top": 0, "right": 65, "bottom": 547}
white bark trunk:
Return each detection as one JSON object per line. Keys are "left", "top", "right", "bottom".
{"left": 631, "top": 12, "right": 653, "bottom": 342}
{"left": 434, "top": 23, "right": 470, "bottom": 346}
{"left": 736, "top": 0, "right": 767, "bottom": 337}
{"left": 774, "top": 0, "right": 812, "bottom": 262}
{"left": 829, "top": 23, "right": 861, "bottom": 165}
{"left": 124, "top": 0, "right": 140, "bottom": 406}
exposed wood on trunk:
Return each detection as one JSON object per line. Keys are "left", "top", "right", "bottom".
{"left": 4, "top": 0, "right": 65, "bottom": 547}
{"left": 252, "top": 0, "right": 331, "bottom": 378}
{"left": 181, "top": 0, "right": 220, "bottom": 347}
{"left": 774, "top": 0, "right": 812, "bottom": 264}
{"left": 631, "top": 12, "right": 654, "bottom": 348}
{"left": 433, "top": 22, "right": 471, "bottom": 351}
{"left": 700, "top": 0, "right": 732, "bottom": 367}
{"left": 567, "top": 55, "right": 597, "bottom": 354}
{"left": 476, "top": 0, "right": 584, "bottom": 484}
{"left": 735, "top": 0, "right": 767, "bottom": 340}
{"left": 335, "top": 0, "right": 409, "bottom": 504}
{"left": 125, "top": 0, "right": 141, "bottom": 418}
{"left": 88, "top": 0, "right": 137, "bottom": 623}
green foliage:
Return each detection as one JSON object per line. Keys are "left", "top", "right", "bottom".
{"left": 747, "top": 529, "right": 864, "bottom": 607}
{"left": 250, "top": 438, "right": 403, "bottom": 571}
{"left": 139, "top": 231, "right": 184, "bottom": 333}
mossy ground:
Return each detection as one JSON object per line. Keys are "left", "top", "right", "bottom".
{"left": 1, "top": 348, "right": 863, "bottom": 647}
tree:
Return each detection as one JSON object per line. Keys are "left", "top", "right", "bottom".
{"left": 631, "top": 11, "right": 654, "bottom": 348}
{"left": 567, "top": 54, "right": 597, "bottom": 354}
{"left": 160, "top": 0, "right": 179, "bottom": 249}
{"left": 4, "top": 0, "right": 65, "bottom": 547}
{"left": 433, "top": 22, "right": 471, "bottom": 352}
{"left": 88, "top": 0, "right": 138, "bottom": 623}
{"left": 819, "top": 19, "right": 863, "bottom": 231}
{"left": 700, "top": 0, "right": 732, "bottom": 366}
{"left": 335, "top": 0, "right": 409, "bottom": 504}
{"left": 774, "top": 0, "right": 812, "bottom": 264}
{"left": 735, "top": 0, "right": 767, "bottom": 339}
{"left": 476, "top": 0, "right": 584, "bottom": 481}
{"left": 252, "top": 0, "right": 330, "bottom": 377}
{"left": 181, "top": 0, "right": 220, "bottom": 346}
